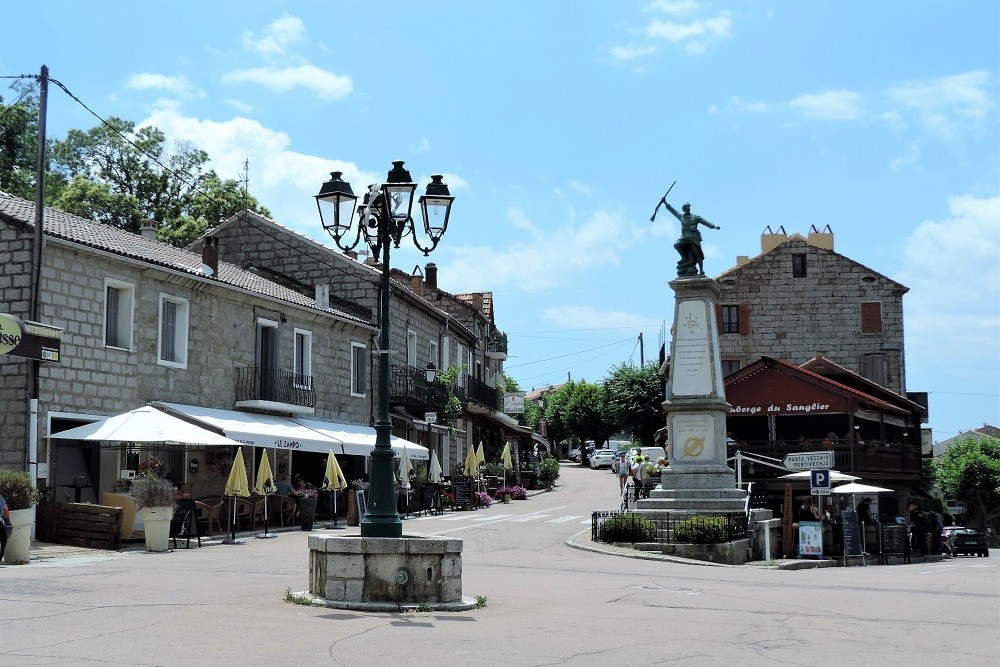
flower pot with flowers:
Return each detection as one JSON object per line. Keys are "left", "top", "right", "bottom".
{"left": 132, "top": 474, "right": 176, "bottom": 552}
{"left": 0, "top": 469, "right": 40, "bottom": 564}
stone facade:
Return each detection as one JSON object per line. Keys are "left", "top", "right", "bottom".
{"left": 0, "top": 193, "right": 373, "bottom": 494}
{"left": 715, "top": 234, "right": 908, "bottom": 394}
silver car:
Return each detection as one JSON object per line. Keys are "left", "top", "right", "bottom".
{"left": 589, "top": 448, "right": 617, "bottom": 469}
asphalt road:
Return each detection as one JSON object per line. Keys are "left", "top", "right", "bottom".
{"left": 1, "top": 464, "right": 997, "bottom": 666}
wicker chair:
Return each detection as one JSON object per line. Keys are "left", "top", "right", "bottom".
{"left": 195, "top": 499, "right": 224, "bottom": 536}
{"left": 268, "top": 494, "right": 296, "bottom": 527}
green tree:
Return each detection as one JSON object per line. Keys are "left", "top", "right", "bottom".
{"left": 603, "top": 361, "right": 665, "bottom": 446}
{"left": 563, "top": 380, "right": 615, "bottom": 464}
{"left": 0, "top": 82, "right": 41, "bottom": 199}
{"left": 935, "top": 436, "right": 1000, "bottom": 533}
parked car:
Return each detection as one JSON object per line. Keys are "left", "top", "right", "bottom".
{"left": 568, "top": 443, "right": 595, "bottom": 463}
{"left": 950, "top": 528, "right": 990, "bottom": 557}
{"left": 941, "top": 525, "right": 965, "bottom": 556}
{"left": 589, "top": 449, "right": 617, "bottom": 469}
{"left": 628, "top": 446, "right": 668, "bottom": 464}
{"left": 0, "top": 493, "right": 12, "bottom": 562}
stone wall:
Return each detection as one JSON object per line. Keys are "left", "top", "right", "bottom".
{"left": 716, "top": 238, "right": 907, "bottom": 393}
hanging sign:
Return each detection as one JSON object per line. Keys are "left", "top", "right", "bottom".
{"left": 0, "top": 314, "right": 61, "bottom": 362}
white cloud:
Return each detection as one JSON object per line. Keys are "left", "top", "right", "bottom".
{"left": 223, "top": 99, "right": 254, "bottom": 113}
{"left": 885, "top": 71, "right": 994, "bottom": 138}
{"left": 896, "top": 194, "right": 1000, "bottom": 368}
{"left": 569, "top": 180, "right": 591, "bottom": 195}
{"left": 790, "top": 90, "right": 862, "bottom": 120}
{"left": 708, "top": 96, "right": 767, "bottom": 114}
{"left": 645, "top": 11, "right": 733, "bottom": 54}
{"left": 126, "top": 73, "right": 201, "bottom": 97}
{"left": 242, "top": 14, "right": 305, "bottom": 59}
{"left": 647, "top": 0, "right": 700, "bottom": 16}
{"left": 222, "top": 64, "right": 353, "bottom": 100}
{"left": 609, "top": 43, "right": 657, "bottom": 61}
{"left": 541, "top": 304, "right": 653, "bottom": 330}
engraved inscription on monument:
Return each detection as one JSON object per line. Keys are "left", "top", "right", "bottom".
{"left": 670, "top": 300, "right": 712, "bottom": 397}
{"left": 670, "top": 413, "right": 716, "bottom": 462}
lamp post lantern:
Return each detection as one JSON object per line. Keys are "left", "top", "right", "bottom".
{"left": 316, "top": 161, "right": 454, "bottom": 538}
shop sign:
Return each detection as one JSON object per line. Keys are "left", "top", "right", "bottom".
{"left": 729, "top": 401, "right": 833, "bottom": 415}
{"left": 0, "top": 314, "right": 61, "bottom": 362}
{"left": 0, "top": 313, "right": 25, "bottom": 354}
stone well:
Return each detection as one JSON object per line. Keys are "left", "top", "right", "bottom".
{"left": 304, "top": 535, "right": 476, "bottom": 612}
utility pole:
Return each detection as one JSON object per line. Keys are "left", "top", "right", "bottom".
{"left": 638, "top": 332, "right": 644, "bottom": 366}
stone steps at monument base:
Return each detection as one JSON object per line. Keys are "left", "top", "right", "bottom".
{"left": 648, "top": 488, "right": 747, "bottom": 500}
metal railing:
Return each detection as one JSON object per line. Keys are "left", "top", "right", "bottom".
{"left": 591, "top": 510, "right": 749, "bottom": 545}
{"left": 235, "top": 366, "right": 317, "bottom": 408}
{"left": 388, "top": 364, "right": 448, "bottom": 409}
{"left": 465, "top": 374, "right": 499, "bottom": 409}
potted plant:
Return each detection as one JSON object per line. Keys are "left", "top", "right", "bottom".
{"left": 538, "top": 458, "right": 560, "bottom": 490}
{"left": 132, "top": 475, "right": 175, "bottom": 552}
{"left": 0, "top": 469, "right": 40, "bottom": 564}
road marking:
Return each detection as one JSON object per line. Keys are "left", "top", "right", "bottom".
{"left": 547, "top": 515, "right": 580, "bottom": 523}
{"left": 473, "top": 514, "right": 512, "bottom": 521}
{"left": 429, "top": 506, "right": 567, "bottom": 535}
{"left": 509, "top": 514, "right": 549, "bottom": 522}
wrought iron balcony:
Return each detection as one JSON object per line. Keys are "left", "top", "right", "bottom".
{"left": 465, "top": 374, "right": 500, "bottom": 409}
{"left": 388, "top": 364, "right": 449, "bottom": 411}
{"left": 235, "top": 366, "right": 317, "bottom": 410}
{"left": 486, "top": 328, "right": 508, "bottom": 360}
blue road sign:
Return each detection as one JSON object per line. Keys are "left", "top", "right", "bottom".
{"left": 810, "top": 469, "right": 832, "bottom": 495}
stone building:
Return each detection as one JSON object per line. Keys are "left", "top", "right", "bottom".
{"left": 715, "top": 227, "right": 908, "bottom": 395}
{"left": 190, "top": 210, "right": 516, "bottom": 476}
{"left": 0, "top": 191, "right": 402, "bottom": 502}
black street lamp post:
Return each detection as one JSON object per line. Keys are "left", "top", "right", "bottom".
{"left": 316, "top": 161, "right": 454, "bottom": 538}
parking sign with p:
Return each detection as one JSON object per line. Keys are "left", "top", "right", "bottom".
{"left": 810, "top": 469, "right": 831, "bottom": 495}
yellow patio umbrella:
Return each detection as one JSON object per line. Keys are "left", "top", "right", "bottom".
{"left": 253, "top": 450, "right": 276, "bottom": 537}
{"left": 323, "top": 449, "right": 348, "bottom": 528}
{"left": 463, "top": 446, "right": 478, "bottom": 477}
{"left": 500, "top": 440, "right": 514, "bottom": 492}
{"left": 223, "top": 447, "right": 250, "bottom": 543}
{"left": 475, "top": 441, "right": 486, "bottom": 469}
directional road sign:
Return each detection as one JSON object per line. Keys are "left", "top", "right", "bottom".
{"left": 782, "top": 450, "right": 834, "bottom": 470}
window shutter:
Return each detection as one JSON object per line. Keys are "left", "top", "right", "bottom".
{"left": 714, "top": 304, "right": 723, "bottom": 335}
{"left": 738, "top": 304, "right": 750, "bottom": 335}
{"left": 861, "top": 302, "right": 882, "bottom": 333}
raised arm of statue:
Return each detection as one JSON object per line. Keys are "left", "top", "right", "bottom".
{"left": 664, "top": 202, "right": 682, "bottom": 222}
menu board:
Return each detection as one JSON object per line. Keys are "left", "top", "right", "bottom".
{"left": 452, "top": 478, "right": 473, "bottom": 509}
{"left": 881, "top": 524, "right": 908, "bottom": 556}
{"left": 419, "top": 484, "right": 441, "bottom": 515}
{"left": 841, "top": 509, "right": 862, "bottom": 556}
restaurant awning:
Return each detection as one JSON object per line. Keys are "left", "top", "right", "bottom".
{"left": 154, "top": 402, "right": 427, "bottom": 460}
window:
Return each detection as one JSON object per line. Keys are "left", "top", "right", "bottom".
{"left": 293, "top": 329, "right": 312, "bottom": 388}
{"left": 406, "top": 329, "right": 417, "bottom": 368}
{"left": 721, "top": 305, "right": 740, "bottom": 334}
{"left": 157, "top": 294, "right": 189, "bottom": 367}
{"left": 860, "top": 353, "right": 887, "bottom": 386}
{"left": 792, "top": 254, "right": 807, "bottom": 277}
{"left": 104, "top": 279, "right": 135, "bottom": 349}
{"left": 429, "top": 339, "right": 439, "bottom": 369}
{"left": 861, "top": 302, "right": 883, "bottom": 333}
{"left": 722, "top": 359, "right": 741, "bottom": 377}
{"left": 256, "top": 319, "right": 279, "bottom": 401}
{"left": 351, "top": 342, "right": 367, "bottom": 397}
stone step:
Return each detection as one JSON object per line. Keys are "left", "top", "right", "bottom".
{"left": 636, "top": 499, "right": 749, "bottom": 512}
{"left": 648, "top": 488, "right": 747, "bottom": 500}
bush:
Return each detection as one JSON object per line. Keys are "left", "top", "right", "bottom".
{"left": 598, "top": 514, "right": 657, "bottom": 542}
{"left": 0, "top": 469, "right": 40, "bottom": 510}
{"left": 482, "top": 462, "right": 504, "bottom": 477}
{"left": 494, "top": 485, "right": 528, "bottom": 500}
{"left": 674, "top": 516, "right": 730, "bottom": 544}
{"left": 132, "top": 476, "right": 176, "bottom": 509}
{"left": 538, "top": 458, "right": 560, "bottom": 485}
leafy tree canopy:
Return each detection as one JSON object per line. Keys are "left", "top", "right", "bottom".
{"left": 1, "top": 89, "right": 270, "bottom": 248}
{"left": 935, "top": 436, "right": 1000, "bottom": 529}
{"left": 603, "top": 361, "right": 664, "bottom": 446}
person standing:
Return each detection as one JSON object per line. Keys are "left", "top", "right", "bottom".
{"left": 616, "top": 451, "right": 630, "bottom": 493}
{"left": 856, "top": 497, "right": 873, "bottom": 524}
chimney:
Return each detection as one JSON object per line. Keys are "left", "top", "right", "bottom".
{"left": 410, "top": 274, "right": 423, "bottom": 296}
{"left": 315, "top": 284, "right": 330, "bottom": 310}
{"left": 140, "top": 219, "right": 158, "bottom": 241}
{"left": 201, "top": 236, "right": 220, "bottom": 278}
{"left": 425, "top": 263, "right": 438, "bottom": 290}
{"left": 473, "top": 293, "right": 484, "bottom": 311}
{"left": 345, "top": 250, "right": 358, "bottom": 261}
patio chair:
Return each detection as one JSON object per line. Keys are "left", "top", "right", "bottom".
{"left": 268, "top": 494, "right": 296, "bottom": 527}
{"left": 235, "top": 497, "right": 264, "bottom": 530}
{"left": 195, "top": 499, "right": 224, "bottom": 536}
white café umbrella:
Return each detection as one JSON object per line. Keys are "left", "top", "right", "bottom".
{"left": 399, "top": 443, "right": 413, "bottom": 516}
{"left": 54, "top": 405, "right": 243, "bottom": 446}
{"left": 428, "top": 450, "right": 443, "bottom": 484}
{"left": 831, "top": 482, "right": 893, "bottom": 495}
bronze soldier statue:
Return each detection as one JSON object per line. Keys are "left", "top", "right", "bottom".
{"left": 664, "top": 201, "right": 720, "bottom": 277}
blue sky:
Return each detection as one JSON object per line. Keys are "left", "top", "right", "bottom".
{"left": 3, "top": 1, "right": 998, "bottom": 443}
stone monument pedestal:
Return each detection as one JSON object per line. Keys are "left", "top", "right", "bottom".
{"left": 636, "top": 275, "right": 746, "bottom": 518}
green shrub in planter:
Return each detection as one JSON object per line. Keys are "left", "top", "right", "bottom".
{"left": 674, "top": 516, "right": 729, "bottom": 544}
{"left": 538, "top": 458, "right": 560, "bottom": 485}
{"left": 598, "top": 514, "right": 657, "bottom": 542}
{"left": 481, "top": 462, "right": 504, "bottom": 477}
{"left": 131, "top": 476, "right": 176, "bottom": 509}
{"left": 0, "top": 470, "right": 40, "bottom": 510}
